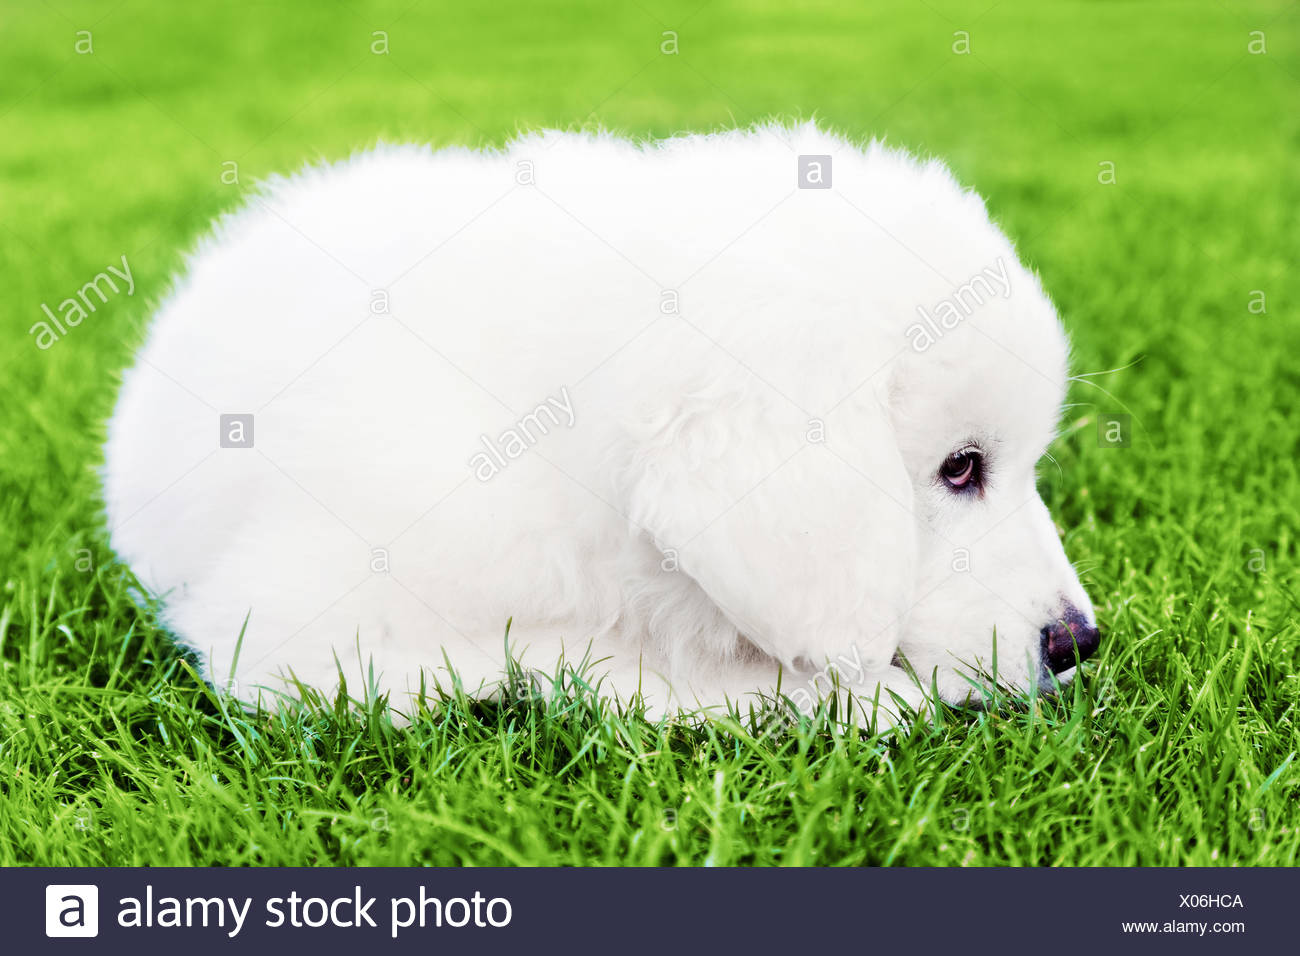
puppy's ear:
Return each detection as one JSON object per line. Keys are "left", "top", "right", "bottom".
{"left": 625, "top": 382, "right": 916, "bottom": 673}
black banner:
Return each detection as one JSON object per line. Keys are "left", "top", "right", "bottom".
{"left": 13, "top": 867, "right": 1285, "bottom": 952}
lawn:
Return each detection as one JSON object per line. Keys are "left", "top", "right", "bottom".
{"left": 1, "top": 0, "right": 1297, "bottom": 866}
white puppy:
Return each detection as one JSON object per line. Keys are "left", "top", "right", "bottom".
{"left": 103, "top": 123, "right": 1099, "bottom": 724}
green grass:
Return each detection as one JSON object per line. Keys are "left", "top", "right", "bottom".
{"left": 2, "top": 0, "right": 1298, "bottom": 866}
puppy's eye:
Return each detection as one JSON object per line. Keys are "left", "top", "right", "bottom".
{"left": 939, "top": 448, "right": 981, "bottom": 492}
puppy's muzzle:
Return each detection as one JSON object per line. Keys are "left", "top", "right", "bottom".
{"left": 1041, "top": 604, "right": 1100, "bottom": 674}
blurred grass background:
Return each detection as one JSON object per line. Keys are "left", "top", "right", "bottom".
{"left": 0, "top": 0, "right": 1297, "bottom": 865}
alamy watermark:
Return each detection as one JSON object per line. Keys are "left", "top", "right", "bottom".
{"left": 469, "top": 387, "right": 575, "bottom": 481}
{"left": 31, "top": 255, "right": 135, "bottom": 349}
{"left": 906, "top": 257, "right": 1010, "bottom": 352}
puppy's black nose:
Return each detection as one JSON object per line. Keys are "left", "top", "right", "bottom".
{"left": 1042, "top": 605, "right": 1100, "bottom": 674}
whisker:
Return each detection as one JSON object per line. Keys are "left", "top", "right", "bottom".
{"left": 1069, "top": 377, "right": 1142, "bottom": 425}
{"left": 1041, "top": 450, "right": 1064, "bottom": 482}
{"left": 1069, "top": 355, "right": 1143, "bottom": 382}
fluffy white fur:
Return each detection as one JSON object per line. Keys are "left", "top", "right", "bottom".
{"left": 103, "top": 123, "right": 1096, "bottom": 725}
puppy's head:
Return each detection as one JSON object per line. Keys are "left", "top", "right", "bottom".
{"left": 884, "top": 258, "right": 1098, "bottom": 703}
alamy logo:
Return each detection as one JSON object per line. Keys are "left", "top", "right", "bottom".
{"left": 797, "top": 155, "right": 832, "bottom": 189}
{"left": 220, "top": 413, "right": 255, "bottom": 448}
{"left": 46, "top": 884, "right": 99, "bottom": 938}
